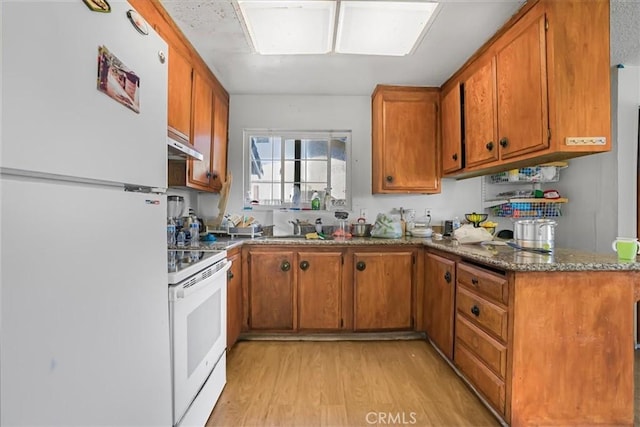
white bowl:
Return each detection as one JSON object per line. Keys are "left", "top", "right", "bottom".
{"left": 411, "top": 228, "right": 433, "bottom": 238}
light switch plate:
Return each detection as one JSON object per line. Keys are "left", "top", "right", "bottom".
{"left": 565, "top": 137, "right": 606, "bottom": 146}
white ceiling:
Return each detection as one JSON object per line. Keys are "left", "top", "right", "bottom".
{"left": 159, "top": 0, "right": 640, "bottom": 96}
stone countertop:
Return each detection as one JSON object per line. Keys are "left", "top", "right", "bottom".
{"left": 190, "top": 236, "right": 640, "bottom": 272}
{"left": 422, "top": 239, "right": 640, "bottom": 272}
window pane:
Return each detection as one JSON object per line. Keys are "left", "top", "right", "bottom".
{"left": 304, "top": 160, "right": 327, "bottom": 182}
{"left": 331, "top": 138, "right": 347, "bottom": 161}
{"left": 303, "top": 139, "right": 328, "bottom": 159}
{"left": 283, "top": 182, "right": 295, "bottom": 205}
{"left": 245, "top": 131, "right": 350, "bottom": 210}
{"left": 284, "top": 138, "right": 297, "bottom": 160}
{"left": 250, "top": 183, "right": 282, "bottom": 206}
{"left": 283, "top": 160, "right": 301, "bottom": 181}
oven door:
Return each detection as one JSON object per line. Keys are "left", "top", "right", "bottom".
{"left": 169, "top": 259, "right": 230, "bottom": 425}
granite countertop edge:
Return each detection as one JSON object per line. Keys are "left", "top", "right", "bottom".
{"left": 195, "top": 237, "right": 640, "bottom": 272}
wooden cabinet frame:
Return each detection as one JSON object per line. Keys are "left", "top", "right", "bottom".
{"left": 241, "top": 244, "right": 422, "bottom": 333}
{"left": 440, "top": 0, "right": 611, "bottom": 179}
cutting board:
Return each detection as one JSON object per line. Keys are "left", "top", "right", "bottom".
{"left": 212, "top": 172, "right": 232, "bottom": 227}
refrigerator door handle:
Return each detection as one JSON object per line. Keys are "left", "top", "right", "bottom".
{"left": 124, "top": 185, "right": 167, "bottom": 194}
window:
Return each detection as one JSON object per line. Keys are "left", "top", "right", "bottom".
{"left": 243, "top": 130, "right": 350, "bottom": 209}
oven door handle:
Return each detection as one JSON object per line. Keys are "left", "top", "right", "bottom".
{"left": 177, "top": 260, "right": 231, "bottom": 299}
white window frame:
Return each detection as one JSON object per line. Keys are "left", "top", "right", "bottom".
{"left": 242, "top": 129, "right": 352, "bottom": 210}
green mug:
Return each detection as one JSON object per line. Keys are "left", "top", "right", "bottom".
{"left": 611, "top": 237, "right": 640, "bottom": 261}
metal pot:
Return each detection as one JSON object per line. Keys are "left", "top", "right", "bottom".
{"left": 351, "top": 218, "right": 371, "bottom": 237}
{"left": 513, "top": 218, "right": 557, "bottom": 250}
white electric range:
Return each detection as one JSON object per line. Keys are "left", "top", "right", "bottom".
{"left": 167, "top": 248, "right": 230, "bottom": 426}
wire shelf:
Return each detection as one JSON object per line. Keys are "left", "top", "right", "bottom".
{"left": 489, "top": 198, "right": 567, "bottom": 218}
{"left": 487, "top": 165, "right": 563, "bottom": 184}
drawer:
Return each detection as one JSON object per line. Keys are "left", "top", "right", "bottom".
{"left": 457, "top": 262, "right": 508, "bottom": 305}
{"left": 456, "top": 314, "right": 507, "bottom": 379}
{"left": 456, "top": 286, "right": 508, "bottom": 342}
{"left": 455, "top": 342, "right": 506, "bottom": 416}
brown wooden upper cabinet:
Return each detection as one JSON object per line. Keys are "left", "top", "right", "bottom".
{"left": 440, "top": 0, "right": 610, "bottom": 178}
{"left": 372, "top": 85, "right": 440, "bottom": 193}
{"left": 129, "top": 0, "right": 229, "bottom": 192}
{"left": 167, "top": 52, "right": 228, "bottom": 192}
{"left": 440, "top": 83, "right": 463, "bottom": 174}
{"left": 166, "top": 45, "right": 193, "bottom": 143}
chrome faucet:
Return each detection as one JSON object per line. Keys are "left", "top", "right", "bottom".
{"left": 289, "top": 219, "right": 301, "bottom": 236}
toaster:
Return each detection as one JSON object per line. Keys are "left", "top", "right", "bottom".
{"left": 443, "top": 220, "right": 454, "bottom": 237}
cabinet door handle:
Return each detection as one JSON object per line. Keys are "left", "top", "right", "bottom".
{"left": 452, "top": 153, "right": 458, "bottom": 161}
{"left": 227, "top": 270, "right": 234, "bottom": 280}
{"left": 356, "top": 261, "right": 366, "bottom": 271}
{"left": 300, "top": 260, "right": 309, "bottom": 271}
{"left": 444, "top": 271, "right": 451, "bottom": 283}
{"left": 386, "top": 175, "right": 393, "bottom": 183}
{"left": 281, "top": 261, "right": 291, "bottom": 272}
{"left": 499, "top": 138, "right": 508, "bottom": 148}
{"left": 471, "top": 305, "right": 480, "bottom": 317}
{"left": 471, "top": 277, "right": 479, "bottom": 286}
{"left": 486, "top": 141, "right": 494, "bottom": 151}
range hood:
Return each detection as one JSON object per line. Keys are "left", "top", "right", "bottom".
{"left": 167, "top": 128, "right": 204, "bottom": 161}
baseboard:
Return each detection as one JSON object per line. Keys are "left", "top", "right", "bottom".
{"left": 238, "top": 331, "right": 427, "bottom": 341}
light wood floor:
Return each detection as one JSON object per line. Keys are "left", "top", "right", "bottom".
{"left": 208, "top": 341, "right": 640, "bottom": 426}
{"left": 207, "top": 340, "right": 499, "bottom": 427}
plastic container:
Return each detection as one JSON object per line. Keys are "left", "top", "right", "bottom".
{"left": 189, "top": 222, "right": 199, "bottom": 247}
{"left": 167, "top": 223, "right": 176, "bottom": 247}
{"left": 176, "top": 230, "right": 186, "bottom": 247}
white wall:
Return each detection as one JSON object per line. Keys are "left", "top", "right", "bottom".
{"left": 192, "top": 70, "right": 640, "bottom": 246}
{"left": 555, "top": 66, "right": 640, "bottom": 252}
{"left": 198, "top": 94, "right": 483, "bottom": 232}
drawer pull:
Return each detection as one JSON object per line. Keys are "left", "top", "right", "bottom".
{"left": 499, "top": 137, "right": 509, "bottom": 148}
{"left": 386, "top": 175, "right": 393, "bottom": 183}
{"left": 300, "top": 260, "right": 310, "bottom": 271}
{"left": 227, "top": 270, "right": 234, "bottom": 280}
{"left": 281, "top": 261, "right": 291, "bottom": 272}
{"left": 485, "top": 141, "right": 494, "bottom": 151}
{"left": 356, "top": 261, "right": 366, "bottom": 271}
{"left": 444, "top": 271, "right": 452, "bottom": 283}
{"left": 471, "top": 277, "right": 479, "bottom": 286}
{"left": 471, "top": 305, "right": 480, "bottom": 317}
{"left": 452, "top": 153, "right": 458, "bottom": 161}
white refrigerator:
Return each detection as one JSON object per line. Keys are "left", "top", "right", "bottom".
{"left": 1, "top": 1, "right": 172, "bottom": 425}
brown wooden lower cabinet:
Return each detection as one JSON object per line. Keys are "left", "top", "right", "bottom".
{"left": 352, "top": 250, "right": 415, "bottom": 331}
{"left": 455, "top": 341, "right": 506, "bottom": 415}
{"left": 247, "top": 249, "right": 294, "bottom": 330}
{"left": 423, "top": 251, "right": 456, "bottom": 359}
{"left": 297, "top": 251, "right": 343, "bottom": 330}
{"left": 439, "top": 256, "right": 636, "bottom": 426}
{"left": 226, "top": 247, "right": 242, "bottom": 349}
{"left": 242, "top": 245, "right": 419, "bottom": 333}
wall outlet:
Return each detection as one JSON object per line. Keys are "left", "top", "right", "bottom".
{"left": 359, "top": 208, "right": 367, "bottom": 219}
{"left": 565, "top": 137, "right": 606, "bottom": 146}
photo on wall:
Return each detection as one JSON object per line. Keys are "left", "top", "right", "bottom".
{"left": 82, "top": 0, "right": 111, "bottom": 13}
{"left": 97, "top": 45, "right": 140, "bottom": 113}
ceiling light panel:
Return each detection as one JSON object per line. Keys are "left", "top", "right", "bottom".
{"left": 336, "top": 1, "right": 439, "bottom": 56}
{"left": 238, "top": 1, "right": 336, "bottom": 55}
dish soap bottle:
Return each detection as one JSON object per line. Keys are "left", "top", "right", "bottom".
{"left": 323, "top": 187, "right": 332, "bottom": 210}
{"left": 311, "top": 191, "right": 320, "bottom": 210}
